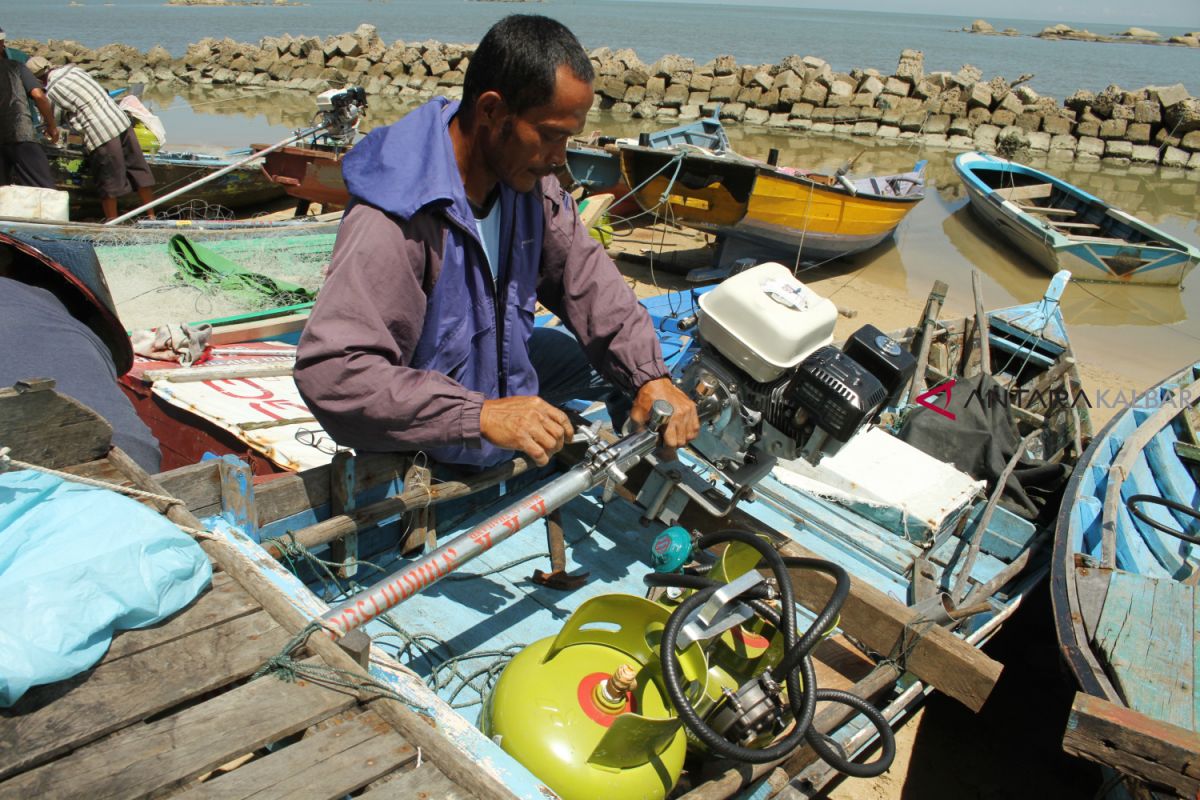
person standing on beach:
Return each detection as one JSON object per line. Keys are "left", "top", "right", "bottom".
{"left": 0, "top": 30, "right": 57, "bottom": 189}
{"left": 295, "top": 14, "right": 699, "bottom": 469}
{"left": 26, "top": 57, "right": 156, "bottom": 221}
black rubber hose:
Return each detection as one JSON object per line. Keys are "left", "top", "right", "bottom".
{"left": 1126, "top": 494, "right": 1200, "bottom": 545}
{"left": 772, "top": 556, "right": 851, "bottom": 679}
{"left": 659, "top": 587, "right": 818, "bottom": 763}
{"left": 804, "top": 688, "right": 896, "bottom": 778}
{"left": 652, "top": 530, "right": 893, "bottom": 776}
{"left": 693, "top": 530, "right": 817, "bottom": 738}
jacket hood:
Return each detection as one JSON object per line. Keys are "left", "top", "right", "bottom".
{"left": 342, "top": 97, "right": 474, "bottom": 227}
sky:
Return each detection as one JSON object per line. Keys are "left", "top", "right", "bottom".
{"left": 627, "top": 0, "right": 1200, "bottom": 29}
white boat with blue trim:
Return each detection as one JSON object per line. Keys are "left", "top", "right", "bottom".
{"left": 954, "top": 151, "right": 1199, "bottom": 287}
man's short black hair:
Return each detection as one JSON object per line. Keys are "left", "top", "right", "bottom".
{"left": 460, "top": 15, "right": 594, "bottom": 124}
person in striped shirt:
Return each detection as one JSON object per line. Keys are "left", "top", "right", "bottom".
{"left": 28, "top": 58, "right": 155, "bottom": 221}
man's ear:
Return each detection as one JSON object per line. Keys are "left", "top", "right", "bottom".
{"left": 475, "top": 90, "right": 508, "bottom": 127}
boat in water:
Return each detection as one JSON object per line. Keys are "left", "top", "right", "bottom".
{"left": 0, "top": 224, "right": 1088, "bottom": 798}
{"left": 954, "top": 151, "right": 1200, "bottom": 287}
{"left": 46, "top": 144, "right": 288, "bottom": 221}
{"left": 1052, "top": 358, "right": 1199, "bottom": 798}
{"left": 620, "top": 143, "right": 926, "bottom": 265}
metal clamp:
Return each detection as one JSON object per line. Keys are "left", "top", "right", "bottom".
{"left": 677, "top": 570, "right": 765, "bottom": 648}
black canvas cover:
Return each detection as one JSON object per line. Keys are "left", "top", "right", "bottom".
{"left": 898, "top": 372, "right": 1069, "bottom": 522}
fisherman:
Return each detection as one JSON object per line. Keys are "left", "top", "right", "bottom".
{"left": 26, "top": 57, "right": 156, "bottom": 221}
{"left": 0, "top": 233, "right": 161, "bottom": 473}
{"left": 295, "top": 15, "right": 699, "bottom": 469}
{"left": 0, "top": 30, "right": 57, "bottom": 189}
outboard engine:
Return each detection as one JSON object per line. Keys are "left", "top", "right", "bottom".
{"left": 639, "top": 263, "right": 914, "bottom": 526}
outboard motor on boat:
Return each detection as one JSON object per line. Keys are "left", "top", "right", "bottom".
{"left": 637, "top": 262, "right": 914, "bottom": 526}
{"left": 314, "top": 86, "right": 367, "bottom": 146}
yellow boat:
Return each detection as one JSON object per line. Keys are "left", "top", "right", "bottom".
{"left": 619, "top": 145, "right": 926, "bottom": 261}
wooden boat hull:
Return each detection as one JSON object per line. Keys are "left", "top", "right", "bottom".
{"left": 255, "top": 143, "right": 349, "bottom": 209}
{"left": 47, "top": 146, "right": 287, "bottom": 220}
{"left": 620, "top": 145, "right": 924, "bottom": 260}
{"left": 733, "top": 168, "right": 922, "bottom": 260}
{"left": 955, "top": 151, "right": 1200, "bottom": 287}
{"left": 0, "top": 212, "right": 342, "bottom": 243}
{"left": 1050, "top": 359, "right": 1199, "bottom": 795}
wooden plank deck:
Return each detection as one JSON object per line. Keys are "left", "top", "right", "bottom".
{"left": 1092, "top": 570, "right": 1196, "bottom": 733}
{"left": 0, "top": 380, "right": 475, "bottom": 800}
{"left": 0, "top": 572, "right": 469, "bottom": 800}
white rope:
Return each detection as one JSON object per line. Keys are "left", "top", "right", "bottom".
{"left": 0, "top": 446, "right": 215, "bottom": 540}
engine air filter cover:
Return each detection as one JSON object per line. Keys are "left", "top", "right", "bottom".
{"left": 785, "top": 346, "right": 887, "bottom": 441}
{"left": 842, "top": 324, "right": 917, "bottom": 405}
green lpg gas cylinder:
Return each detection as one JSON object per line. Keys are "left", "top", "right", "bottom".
{"left": 480, "top": 594, "right": 709, "bottom": 800}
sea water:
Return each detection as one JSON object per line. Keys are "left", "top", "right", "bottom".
{"left": 8, "top": 0, "right": 1199, "bottom": 99}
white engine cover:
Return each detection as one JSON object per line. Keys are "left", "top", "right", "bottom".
{"left": 698, "top": 262, "right": 837, "bottom": 382}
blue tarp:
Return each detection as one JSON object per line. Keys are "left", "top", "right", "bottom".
{"left": 0, "top": 470, "right": 212, "bottom": 707}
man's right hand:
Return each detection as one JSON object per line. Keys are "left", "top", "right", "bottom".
{"left": 480, "top": 396, "right": 574, "bottom": 467}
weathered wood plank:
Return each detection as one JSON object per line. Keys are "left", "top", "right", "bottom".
{"left": 104, "top": 572, "right": 260, "bottom": 662}
{"left": 175, "top": 708, "right": 416, "bottom": 800}
{"left": 0, "top": 660, "right": 357, "bottom": 800}
{"left": 208, "top": 313, "right": 308, "bottom": 347}
{"left": 1093, "top": 571, "right": 1194, "bottom": 730}
{"left": 157, "top": 452, "right": 412, "bottom": 527}
{"left": 357, "top": 762, "right": 471, "bottom": 800}
{"left": 1063, "top": 692, "right": 1200, "bottom": 798}
{"left": 0, "top": 381, "right": 111, "bottom": 469}
{"left": 776, "top": 537, "right": 1003, "bottom": 712}
{"left": 995, "top": 183, "right": 1052, "bottom": 201}
{"left": 0, "top": 611, "right": 289, "bottom": 781}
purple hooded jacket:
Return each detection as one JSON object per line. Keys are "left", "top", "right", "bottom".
{"left": 294, "top": 98, "right": 669, "bottom": 467}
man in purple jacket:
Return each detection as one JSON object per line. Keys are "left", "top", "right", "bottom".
{"left": 295, "top": 15, "right": 698, "bottom": 469}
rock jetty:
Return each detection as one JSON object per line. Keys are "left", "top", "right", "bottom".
{"left": 13, "top": 26, "right": 1200, "bottom": 170}
{"left": 964, "top": 19, "right": 1200, "bottom": 47}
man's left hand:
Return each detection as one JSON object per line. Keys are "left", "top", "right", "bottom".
{"left": 630, "top": 377, "right": 700, "bottom": 453}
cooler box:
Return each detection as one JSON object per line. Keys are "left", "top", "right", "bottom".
{"left": 0, "top": 186, "right": 70, "bottom": 222}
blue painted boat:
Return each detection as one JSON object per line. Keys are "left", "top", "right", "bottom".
{"left": 1052, "top": 359, "right": 1200, "bottom": 797}
{"left": 954, "top": 151, "right": 1200, "bottom": 287}
{"left": 1, "top": 248, "right": 1089, "bottom": 797}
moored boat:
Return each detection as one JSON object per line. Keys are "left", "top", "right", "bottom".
{"left": 619, "top": 144, "right": 926, "bottom": 264}
{"left": 954, "top": 151, "right": 1200, "bottom": 287}
{"left": 1052, "top": 359, "right": 1200, "bottom": 797}
{"left": 0, "top": 210, "right": 343, "bottom": 244}
{"left": 0, "top": 225, "right": 1087, "bottom": 798}
{"left": 46, "top": 145, "right": 288, "bottom": 220}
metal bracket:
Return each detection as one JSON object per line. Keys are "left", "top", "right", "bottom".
{"left": 678, "top": 571, "right": 765, "bottom": 648}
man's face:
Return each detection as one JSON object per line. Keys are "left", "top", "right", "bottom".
{"left": 482, "top": 64, "right": 592, "bottom": 193}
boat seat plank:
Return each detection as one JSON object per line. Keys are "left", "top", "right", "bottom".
{"left": 1093, "top": 571, "right": 1195, "bottom": 732}
{"left": 1063, "top": 692, "right": 1200, "bottom": 798}
{"left": 356, "top": 762, "right": 472, "bottom": 800}
{"left": 0, "top": 659, "right": 358, "bottom": 800}
{"left": 1018, "top": 204, "right": 1076, "bottom": 216}
{"left": 1051, "top": 221, "right": 1102, "bottom": 231}
{"left": 173, "top": 708, "right": 417, "bottom": 800}
{"left": 994, "top": 183, "right": 1053, "bottom": 201}
{"left": 0, "top": 610, "right": 291, "bottom": 782}
{"left": 1070, "top": 235, "right": 1132, "bottom": 245}
{"left": 105, "top": 572, "right": 260, "bottom": 662}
